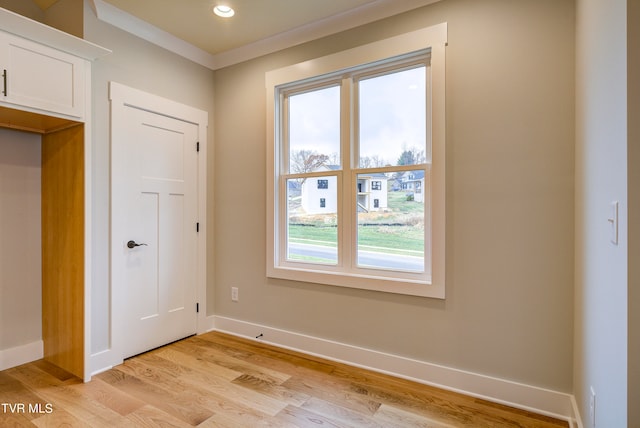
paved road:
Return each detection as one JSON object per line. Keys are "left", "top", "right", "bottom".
{"left": 288, "top": 242, "right": 423, "bottom": 271}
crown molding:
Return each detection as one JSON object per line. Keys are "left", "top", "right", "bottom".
{"left": 90, "top": 0, "right": 441, "bottom": 71}
{"left": 90, "top": 0, "right": 216, "bottom": 69}
{"left": 212, "top": 0, "right": 441, "bottom": 69}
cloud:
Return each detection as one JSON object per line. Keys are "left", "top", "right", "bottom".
{"left": 288, "top": 66, "right": 426, "bottom": 166}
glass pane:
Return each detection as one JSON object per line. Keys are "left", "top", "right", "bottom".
{"left": 358, "top": 66, "right": 426, "bottom": 168}
{"left": 287, "top": 177, "right": 338, "bottom": 264}
{"left": 356, "top": 169, "right": 426, "bottom": 272}
{"left": 289, "top": 86, "right": 341, "bottom": 173}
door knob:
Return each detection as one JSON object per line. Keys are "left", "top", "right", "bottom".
{"left": 127, "top": 240, "right": 148, "bottom": 249}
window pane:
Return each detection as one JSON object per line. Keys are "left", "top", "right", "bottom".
{"left": 358, "top": 66, "right": 426, "bottom": 168}
{"left": 356, "top": 170, "right": 426, "bottom": 272}
{"left": 289, "top": 86, "right": 340, "bottom": 173}
{"left": 287, "top": 177, "right": 337, "bottom": 264}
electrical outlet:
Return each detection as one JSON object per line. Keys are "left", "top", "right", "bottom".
{"left": 231, "top": 287, "right": 239, "bottom": 302}
{"left": 589, "top": 386, "right": 596, "bottom": 427}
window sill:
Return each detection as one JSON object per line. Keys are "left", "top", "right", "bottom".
{"left": 267, "top": 265, "right": 444, "bottom": 299}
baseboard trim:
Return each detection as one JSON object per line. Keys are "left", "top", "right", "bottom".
{"left": 570, "top": 395, "right": 584, "bottom": 428}
{"left": 0, "top": 340, "right": 43, "bottom": 371}
{"left": 90, "top": 348, "right": 117, "bottom": 378}
{"left": 209, "top": 315, "right": 577, "bottom": 424}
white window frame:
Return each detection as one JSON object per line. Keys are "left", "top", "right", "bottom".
{"left": 266, "top": 23, "right": 446, "bottom": 298}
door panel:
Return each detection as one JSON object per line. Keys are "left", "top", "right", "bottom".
{"left": 165, "top": 193, "right": 186, "bottom": 311}
{"left": 118, "top": 106, "right": 198, "bottom": 359}
{"left": 127, "top": 191, "right": 159, "bottom": 320}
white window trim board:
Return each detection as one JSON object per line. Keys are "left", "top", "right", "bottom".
{"left": 266, "top": 23, "right": 447, "bottom": 298}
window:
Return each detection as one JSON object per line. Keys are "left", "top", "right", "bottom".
{"left": 266, "top": 23, "right": 446, "bottom": 298}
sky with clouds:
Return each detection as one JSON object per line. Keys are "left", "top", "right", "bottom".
{"left": 289, "top": 66, "right": 426, "bottom": 168}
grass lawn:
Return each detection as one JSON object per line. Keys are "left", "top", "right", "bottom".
{"left": 287, "top": 190, "right": 425, "bottom": 256}
{"left": 288, "top": 224, "right": 422, "bottom": 254}
{"left": 357, "top": 225, "right": 423, "bottom": 254}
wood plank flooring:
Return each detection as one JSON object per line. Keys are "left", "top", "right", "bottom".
{"left": 0, "top": 331, "right": 569, "bottom": 427}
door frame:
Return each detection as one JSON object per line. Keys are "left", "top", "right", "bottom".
{"left": 108, "top": 81, "right": 208, "bottom": 368}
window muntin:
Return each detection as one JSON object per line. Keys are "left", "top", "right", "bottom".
{"left": 266, "top": 23, "right": 446, "bottom": 298}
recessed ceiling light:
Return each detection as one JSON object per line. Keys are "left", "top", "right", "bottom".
{"left": 213, "top": 5, "right": 235, "bottom": 18}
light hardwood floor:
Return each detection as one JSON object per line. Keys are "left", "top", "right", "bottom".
{"left": 1, "top": 331, "right": 569, "bottom": 427}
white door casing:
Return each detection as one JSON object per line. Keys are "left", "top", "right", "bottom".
{"left": 109, "top": 82, "right": 207, "bottom": 366}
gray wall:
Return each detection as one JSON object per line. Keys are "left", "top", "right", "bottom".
{"left": 213, "top": 0, "right": 575, "bottom": 392}
{"left": 628, "top": 1, "right": 640, "bottom": 424}
{"left": 0, "top": 129, "right": 41, "bottom": 351}
{"left": 82, "top": 0, "right": 215, "bottom": 354}
{"left": 575, "top": 0, "right": 633, "bottom": 425}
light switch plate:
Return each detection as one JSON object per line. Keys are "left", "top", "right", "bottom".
{"left": 608, "top": 201, "right": 618, "bottom": 245}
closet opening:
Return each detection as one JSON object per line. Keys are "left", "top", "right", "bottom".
{"left": 0, "top": 106, "right": 85, "bottom": 379}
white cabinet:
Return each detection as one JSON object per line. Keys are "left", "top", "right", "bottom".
{"left": 0, "top": 31, "right": 86, "bottom": 119}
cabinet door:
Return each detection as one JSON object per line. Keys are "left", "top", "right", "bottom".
{"left": 0, "top": 32, "right": 85, "bottom": 118}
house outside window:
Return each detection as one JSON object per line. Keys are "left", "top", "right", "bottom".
{"left": 266, "top": 23, "right": 447, "bottom": 298}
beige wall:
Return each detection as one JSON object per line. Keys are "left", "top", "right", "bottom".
{"left": 214, "top": 0, "right": 575, "bottom": 392}
{"left": 0, "top": 129, "right": 41, "bottom": 351}
{"left": 0, "top": 0, "right": 44, "bottom": 22}
{"left": 82, "top": 0, "right": 215, "bottom": 354}
{"left": 44, "top": 0, "right": 83, "bottom": 38}
{"left": 0, "top": 0, "right": 82, "bottom": 37}
{"left": 575, "top": 0, "right": 629, "bottom": 425}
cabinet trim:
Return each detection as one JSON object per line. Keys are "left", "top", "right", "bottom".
{"left": 0, "top": 7, "right": 111, "bottom": 60}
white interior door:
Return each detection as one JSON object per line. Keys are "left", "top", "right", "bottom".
{"left": 116, "top": 105, "right": 199, "bottom": 359}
